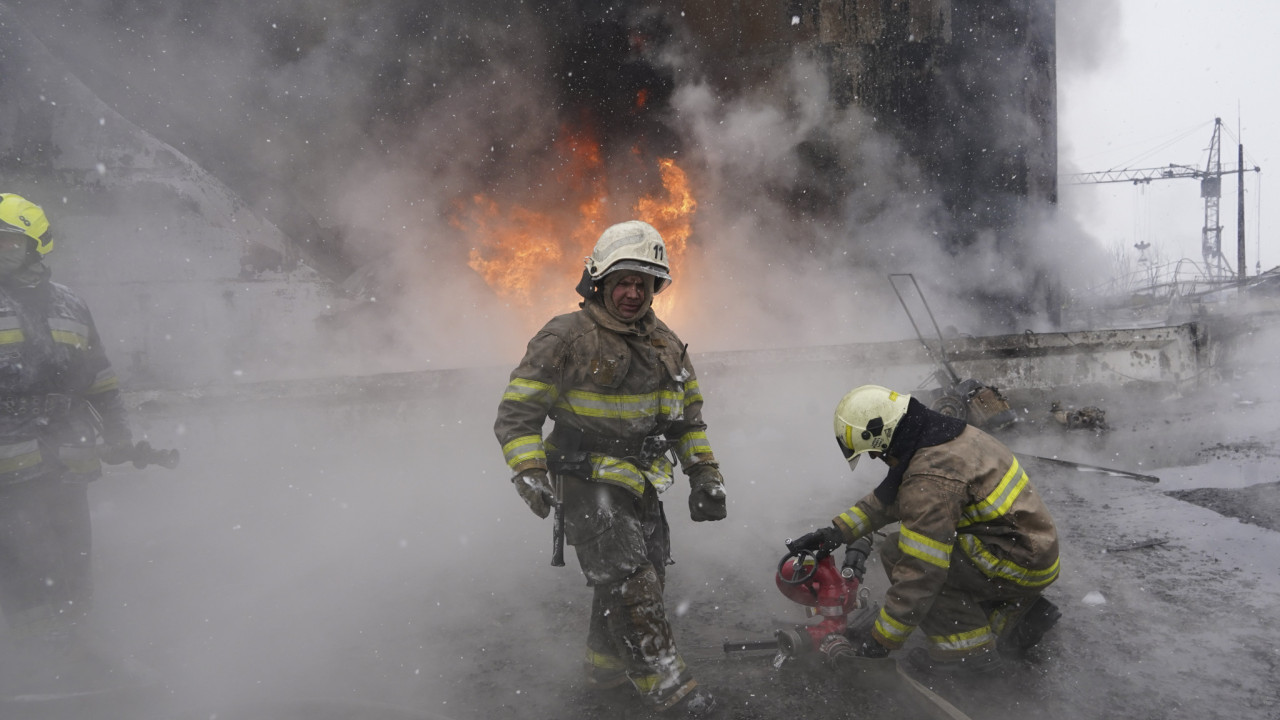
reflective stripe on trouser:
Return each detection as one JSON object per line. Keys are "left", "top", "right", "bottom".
{"left": 567, "top": 476, "right": 691, "bottom": 707}
{"left": 881, "top": 531, "right": 1046, "bottom": 661}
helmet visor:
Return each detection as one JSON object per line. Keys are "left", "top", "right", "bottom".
{"left": 836, "top": 437, "right": 860, "bottom": 471}
{"left": 605, "top": 260, "right": 671, "bottom": 294}
{"left": 605, "top": 260, "right": 671, "bottom": 282}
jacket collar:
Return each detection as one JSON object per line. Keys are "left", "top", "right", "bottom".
{"left": 872, "top": 397, "right": 968, "bottom": 505}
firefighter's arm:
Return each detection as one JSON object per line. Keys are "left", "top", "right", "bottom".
{"left": 81, "top": 321, "right": 133, "bottom": 453}
{"left": 668, "top": 351, "right": 726, "bottom": 520}
{"left": 832, "top": 492, "right": 895, "bottom": 543}
{"left": 494, "top": 329, "right": 565, "bottom": 475}
{"left": 870, "top": 476, "right": 966, "bottom": 650}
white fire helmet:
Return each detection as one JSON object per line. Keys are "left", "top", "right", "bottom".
{"left": 833, "top": 385, "right": 912, "bottom": 471}
{"left": 584, "top": 220, "right": 672, "bottom": 294}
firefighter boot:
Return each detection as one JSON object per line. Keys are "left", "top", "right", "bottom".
{"left": 998, "top": 596, "right": 1062, "bottom": 657}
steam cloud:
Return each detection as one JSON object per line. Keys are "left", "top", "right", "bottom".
{"left": 10, "top": 0, "right": 1111, "bottom": 367}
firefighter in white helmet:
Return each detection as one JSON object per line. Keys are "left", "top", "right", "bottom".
{"left": 789, "top": 384, "right": 1061, "bottom": 674}
{"left": 494, "top": 220, "right": 723, "bottom": 716}
{"left": 0, "top": 193, "right": 142, "bottom": 692}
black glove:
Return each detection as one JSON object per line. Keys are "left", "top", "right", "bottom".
{"left": 847, "top": 626, "right": 891, "bottom": 659}
{"left": 787, "top": 525, "right": 845, "bottom": 554}
{"left": 687, "top": 464, "right": 727, "bottom": 522}
{"left": 513, "top": 469, "right": 556, "bottom": 519}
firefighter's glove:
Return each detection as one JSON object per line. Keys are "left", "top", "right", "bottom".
{"left": 100, "top": 442, "right": 136, "bottom": 466}
{"left": 847, "top": 626, "right": 891, "bottom": 659}
{"left": 513, "top": 469, "right": 556, "bottom": 519}
{"left": 688, "top": 464, "right": 727, "bottom": 522}
{"left": 788, "top": 525, "right": 844, "bottom": 554}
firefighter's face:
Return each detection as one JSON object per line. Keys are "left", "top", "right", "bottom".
{"left": 0, "top": 234, "right": 29, "bottom": 276}
{"left": 610, "top": 273, "right": 647, "bottom": 319}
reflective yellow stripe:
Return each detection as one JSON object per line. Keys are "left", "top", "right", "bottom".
{"left": 0, "top": 440, "right": 42, "bottom": 474}
{"left": 874, "top": 606, "right": 913, "bottom": 645}
{"left": 959, "top": 534, "right": 1060, "bottom": 588}
{"left": 591, "top": 455, "right": 649, "bottom": 494}
{"left": 959, "top": 458, "right": 1028, "bottom": 528}
{"left": 50, "top": 330, "right": 87, "bottom": 349}
{"left": 683, "top": 378, "right": 703, "bottom": 406}
{"left": 556, "top": 388, "right": 683, "bottom": 420}
{"left": 49, "top": 318, "right": 90, "bottom": 349}
{"left": 502, "top": 434, "right": 545, "bottom": 469}
{"left": 988, "top": 604, "right": 1018, "bottom": 635}
{"left": 927, "top": 625, "right": 995, "bottom": 653}
{"left": 675, "top": 430, "right": 710, "bottom": 463}
{"left": 837, "top": 506, "right": 873, "bottom": 537}
{"left": 501, "top": 377, "right": 558, "bottom": 406}
{"left": 627, "top": 654, "right": 687, "bottom": 694}
{"left": 88, "top": 369, "right": 119, "bottom": 394}
{"left": 899, "top": 525, "right": 952, "bottom": 569}
{"left": 585, "top": 649, "right": 625, "bottom": 670}
{"left": 0, "top": 328, "right": 22, "bottom": 345}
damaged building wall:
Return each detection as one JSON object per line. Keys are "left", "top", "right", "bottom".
{"left": 666, "top": 0, "right": 1056, "bottom": 238}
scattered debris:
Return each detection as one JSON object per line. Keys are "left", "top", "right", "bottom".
{"left": 1051, "top": 402, "right": 1109, "bottom": 431}
{"left": 1103, "top": 538, "right": 1169, "bottom": 553}
{"left": 889, "top": 273, "right": 1017, "bottom": 430}
{"left": 1018, "top": 453, "right": 1160, "bottom": 483}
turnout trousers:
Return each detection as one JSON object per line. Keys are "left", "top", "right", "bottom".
{"left": 880, "top": 530, "right": 1051, "bottom": 661}
{"left": 561, "top": 474, "right": 696, "bottom": 710}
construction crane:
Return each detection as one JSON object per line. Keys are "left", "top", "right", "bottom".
{"left": 1063, "top": 118, "right": 1261, "bottom": 281}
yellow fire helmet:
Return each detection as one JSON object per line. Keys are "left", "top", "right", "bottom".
{"left": 585, "top": 220, "right": 672, "bottom": 294}
{"left": 0, "top": 193, "right": 52, "bottom": 255}
{"left": 833, "top": 385, "right": 912, "bottom": 471}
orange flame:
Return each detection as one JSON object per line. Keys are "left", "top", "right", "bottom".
{"left": 456, "top": 126, "right": 697, "bottom": 323}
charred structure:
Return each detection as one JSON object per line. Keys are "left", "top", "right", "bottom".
{"left": 662, "top": 0, "right": 1058, "bottom": 318}
{"left": 4, "top": 1, "right": 1057, "bottom": 309}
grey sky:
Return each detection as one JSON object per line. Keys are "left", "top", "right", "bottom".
{"left": 1058, "top": 0, "right": 1278, "bottom": 276}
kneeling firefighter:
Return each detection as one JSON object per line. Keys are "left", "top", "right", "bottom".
{"left": 493, "top": 220, "right": 726, "bottom": 716}
{"left": 789, "top": 385, "right": 1062, "bottom": 673}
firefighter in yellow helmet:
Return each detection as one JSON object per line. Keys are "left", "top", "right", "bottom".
{"left": 493, "top": 220, "right": 724, "bottom": 716}
{"left": 788, "top": 384, "right": 1061, "bottom": 674}
{"left": 0, "top": 193, "right": 139, "bottom": 691}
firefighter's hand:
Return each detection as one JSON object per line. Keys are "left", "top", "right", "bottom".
{"left": 688, "top": 464, "right": 727, "bottom": 522}
{"left": 847, "top": 626, "right": 891, "bottom": 659}
{"left": 787, "top": 525, "right": 844, "bottom": 554}
{"left": 513, "top": 469, "right": 555, "bottom": 519}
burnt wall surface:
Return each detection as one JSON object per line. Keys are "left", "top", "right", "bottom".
{"left": 669, "top": 0, "right": 1057, "bottom": 259}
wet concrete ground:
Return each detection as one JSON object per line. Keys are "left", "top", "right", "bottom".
{"left": 4, "top": 339, "right": 1280, "bottom": 720}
